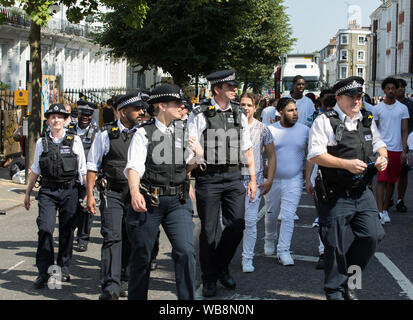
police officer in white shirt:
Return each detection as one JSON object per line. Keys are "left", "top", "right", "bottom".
{"left": 187, "top": 69, "right": 257, "bottom": 297}
{"left": 308, "top": 76, "right": 388, "bottom": 300}
{"left": 24, "top": 103, "right": 87, "bottom": 288}
{"left": 124, "top": 84, "right": 196, "bottom": 300}
{"left": 86, "top": 93, "right": 145, "bottom": 300}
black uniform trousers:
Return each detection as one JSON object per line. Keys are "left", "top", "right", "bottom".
{"left": 75, "top": 186, "right": 93, "bottom": 246}
{"left": 99, "top": 187, "right": 130, "bottom": 296}
{"left": 195, "top": 170, "right": 246, "bottom": 283}
{"left": 36, "top": 186, "right": 78, "bottom": 276}
{"left": 126, "top": 195, "right": 196, "bottom": 300}
{"left": 318, "top": 187, "right": 385, "bottom": 300}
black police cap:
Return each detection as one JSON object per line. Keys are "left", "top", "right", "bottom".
{"left": 206, "top": 69, "right": 238, "bottom": 86}
{"left": 44, "top": 103, "right": 70, "bottom": 118}
{"left": 77, "top": 100, "right": 97, "bottom": 115}
{"left": 116, "top": 92, "right": 145, "bottom": 111}
{"left": 333, "top": 76, "right": 364, "bottom": 96}
{"left": 149, "top": 84, "right": 185, "bottom": 104}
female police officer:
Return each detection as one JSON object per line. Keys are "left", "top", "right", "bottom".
{"left": 124, "top": 84, "right": 197, "bottom": 300}
{"left": 24, "top": 103, "right": 87, "bottom": 288}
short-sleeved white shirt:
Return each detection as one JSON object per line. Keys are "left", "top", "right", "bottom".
{"left": 373, "top": 100, "right": 410, "bottom": 152}
{"left": 288, "top": 95, "right": 315, "bottom": 127}
{"left": 261, "top": 106, "right": 280, "bottom": 125}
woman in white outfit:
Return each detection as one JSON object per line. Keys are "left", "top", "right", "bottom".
{"left": 264, "top": 97, "right": 311, "bottom": 266}
{"left": 240, "top": 93, "right": 276, "bottom": 273}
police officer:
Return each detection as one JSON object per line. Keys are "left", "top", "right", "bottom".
{"left": 124, "top": 84, "right": 196, "bottom": 300}
{"left": 24, "top": 103, "right": 87, "bottom": 288}
{"left": 187, "top": 70, "right": 257, "bottom": 297}
{"left": 308, "top": 76, "right": 388, "bottom": 300}
{"left": 68, "top": 100, "right": 99, "bottom": 252}
{"left": 86, "top": 92, "right": 145, "bottom": 300}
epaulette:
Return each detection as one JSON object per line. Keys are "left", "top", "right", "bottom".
{"left": 137, "top": 118, "right": 155, "bottom": 128}
{"left": 360, "top": 109, "right": 373, "bottom": 128}
{"left": 63, "top": 133, "right": 75, "bottom": 146}
{"left": 192, "top": 105, "right": 208, "bottom": 116}
{"left": 102, "top": 120, "right": 118, "bottom": 132}
{"left": 67, "top": 124, "right": 77, "bottom": 135}
{"left": 325, "top": 110, "right": 339, "bottom": 118}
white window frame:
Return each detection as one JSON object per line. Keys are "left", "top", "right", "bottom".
{"left": 358, "top": 36, "right": 366, "bottom": 45}
{"left": 357, "top": 66, "right": 364, "bottom": 78}
{"left": 341, "top": 34, "right": 349, "bottom": 45}
{"left": 357, "top": 50, "right": 365, "bottom": 61}
{"left": 340, "top": 65, "right": 348, "bottom": 79}
{"left": 340, "top": 49, "right": 348, "bottom": 61}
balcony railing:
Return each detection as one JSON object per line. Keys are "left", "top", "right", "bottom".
{"left": 0, "top": 5, "right": 97, "bottom": 39}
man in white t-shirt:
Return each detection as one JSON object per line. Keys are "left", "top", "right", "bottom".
{"left": 264, "top": 97, "right": 310, "bottom": 266}
{"left": 373, "top": 77, "right": 410, "bottom": 224}
{"left": 288, "top": 75, "right": 315, "bottom": 127}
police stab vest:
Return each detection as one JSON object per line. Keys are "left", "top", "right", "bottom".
{"left": 68, "top": 123, "right": 98, "bottom": 159}
{"left": 101, "top": 121, "right": 135, "bottom": 185}
{"left": 195, "top": 100, "right": 243, "bottom": 165}
{"left": 319, "top": 109, "right": 378, "bottom": 190}
{"left": 39, "top": 133, "right": 78, "bottom": 184}
{"left": 141, "top": 119, "right": 187, "bottom": 187}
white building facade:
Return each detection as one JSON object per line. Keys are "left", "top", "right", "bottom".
{"left": 367, "top": 0, "right": 413, "bottom": 97}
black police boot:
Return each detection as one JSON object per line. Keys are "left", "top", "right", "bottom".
{"left": 34, "top": 274, "right": 50, "bottom": 289}
{"left": 344, "top": 286, "right": 358, "bottom": 300}
{"left": 396, "top": 200, "right": 408, "bottom": 213}
{"left": 78, "top": 243, "right": 88, "bottom": 252}
{"left": 218, "top": 271, "right": 236, "bottom": 289}
{"left": 120, "top": 281, "right": 128, "bottom": 298}
{"left": 315, "top": 254, "right": 324, "bottom": 270}
{"left": 99, "top": 290, "right": 119, "bottom": 300}
{"left": 202, "top": 281, "right": 217, "bottom": 297}
{"left": 150, "top": 260, "right": 158, "bottom": 271}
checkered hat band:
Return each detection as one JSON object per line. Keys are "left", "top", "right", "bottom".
{"left": 210, "top": 74, "right": 236, "bottom": 84}
{"left": 118, "top": 96, "right": 142, "bottom": 109}
{"left": 149, "top": 93, "right": 181, "bottom": 100}
{"left": 336, "top": 81, "right": 363, "bottom": 95}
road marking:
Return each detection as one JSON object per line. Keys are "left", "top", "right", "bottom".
{"left": 298, "top": 205, "right": 316, "bottom": 209}
{"left": 375, "top": 252, "right": 413, "bottom": 300}
{"left": 2, "top": 260, "right": 25, "bottom": 274}
{"left": 256, "top": 253, "right": 319, "bottom": 263}
{"left": 195, "top": 285, "right": 278, "bottom": 300}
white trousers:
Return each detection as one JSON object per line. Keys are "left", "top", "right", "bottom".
{"left": 264, "top": 174, "right": 303, "bottom": 254}
{"left": 242, "top": 186, "right": 261, "bottom": 260}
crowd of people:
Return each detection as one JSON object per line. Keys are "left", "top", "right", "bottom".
{"left": 23, "top": 69, "right": 413, "bottom": 301}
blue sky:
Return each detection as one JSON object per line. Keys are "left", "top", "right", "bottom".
{"left": 283, "top": 0, "right": 383, "bottom": 53}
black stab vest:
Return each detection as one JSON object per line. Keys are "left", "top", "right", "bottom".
{"left": 141, "top": 119, "right": 187, "bottom": 187}
{"left": 68, "top": 123, "right": 98, "bottom": 159}
{"left": 101, "top": 121, "right": 135, "bottom": 185}
{"left": 39, "top": 133, "right": 78, "bottom": 184}
{"left": 320, "top": 109, "right": 378, "bottom": 189}
{"left": 199, "top": 100, "right": 243, "bottom": 165}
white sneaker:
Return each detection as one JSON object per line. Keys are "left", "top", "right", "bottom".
{"left": 383, "top": 210, "right": 391, "bottom": 223}
{"left": 312, "top": 216, "right": 319, "bottom": 228}
{"left": 242, "top": 258, "right": 255, "bottom": 273}
{"left": 378, "top": 212, "right": 385, "bottom": 225}
{"left": 294, "top": 214, "right": 299, "bottom": 221}
{"left": 277, "top": 252, "right": 295, "bottom": 266}
{"left": 264, "top": 241, "right": 275, "bottom": 256}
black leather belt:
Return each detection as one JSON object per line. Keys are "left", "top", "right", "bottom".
{"left": 42, "top": 180, "right": 77, "bottom": 190}
{"left": 143, "top": 184, "right": 185, "bottom": 196}
{"left": 204, "top": 164, "right": 240, "bottom": 174}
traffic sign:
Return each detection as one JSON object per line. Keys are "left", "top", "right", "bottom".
{"left": 14, "top": 90, "right": 29, "bottom": 106}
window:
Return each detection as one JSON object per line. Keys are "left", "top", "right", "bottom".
{"left": 340, "top": 65, "right": 348, "bottom": 79}
{"left": 340, "top": 49, "right": 348, "bottom": 61}
{"left": 341, "top": 34, "right": 348, "bottom": 45}
{"left": 358, "top": 36, "right": 366, "bottom": 45}
{"left": 357, "top": 50, "right": 365, "bottom": 61}
{"left": 357, "top": 67, "right": 364, "bottom": 78}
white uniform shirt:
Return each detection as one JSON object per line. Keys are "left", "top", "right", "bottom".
{"left": 308, "top": 104, "right": 386, "bottom": 161}
{"left": 31, "top": 130, "right": 87, "bottom": 185}
{"left": 186, "top": 97, "right": 252, "bottom": 162}
{"left": 124, "top": 118, "right": 177, "bottom": 179}
{"left": 87, "top": 119, "right": 137, "bottom": 172}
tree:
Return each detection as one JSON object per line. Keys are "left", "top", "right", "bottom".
{"left": 95, "top": 0, "right": 247, "bottom": 87}
{"left": 224, "top": 0, "right": 295, "bottom": 94}
{"left": 0, "top": 0, "right": 149, "bottom": 172}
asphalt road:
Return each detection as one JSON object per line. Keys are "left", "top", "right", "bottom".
{"left": 0, "top": 173, "right": 412, "bottom": 301}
